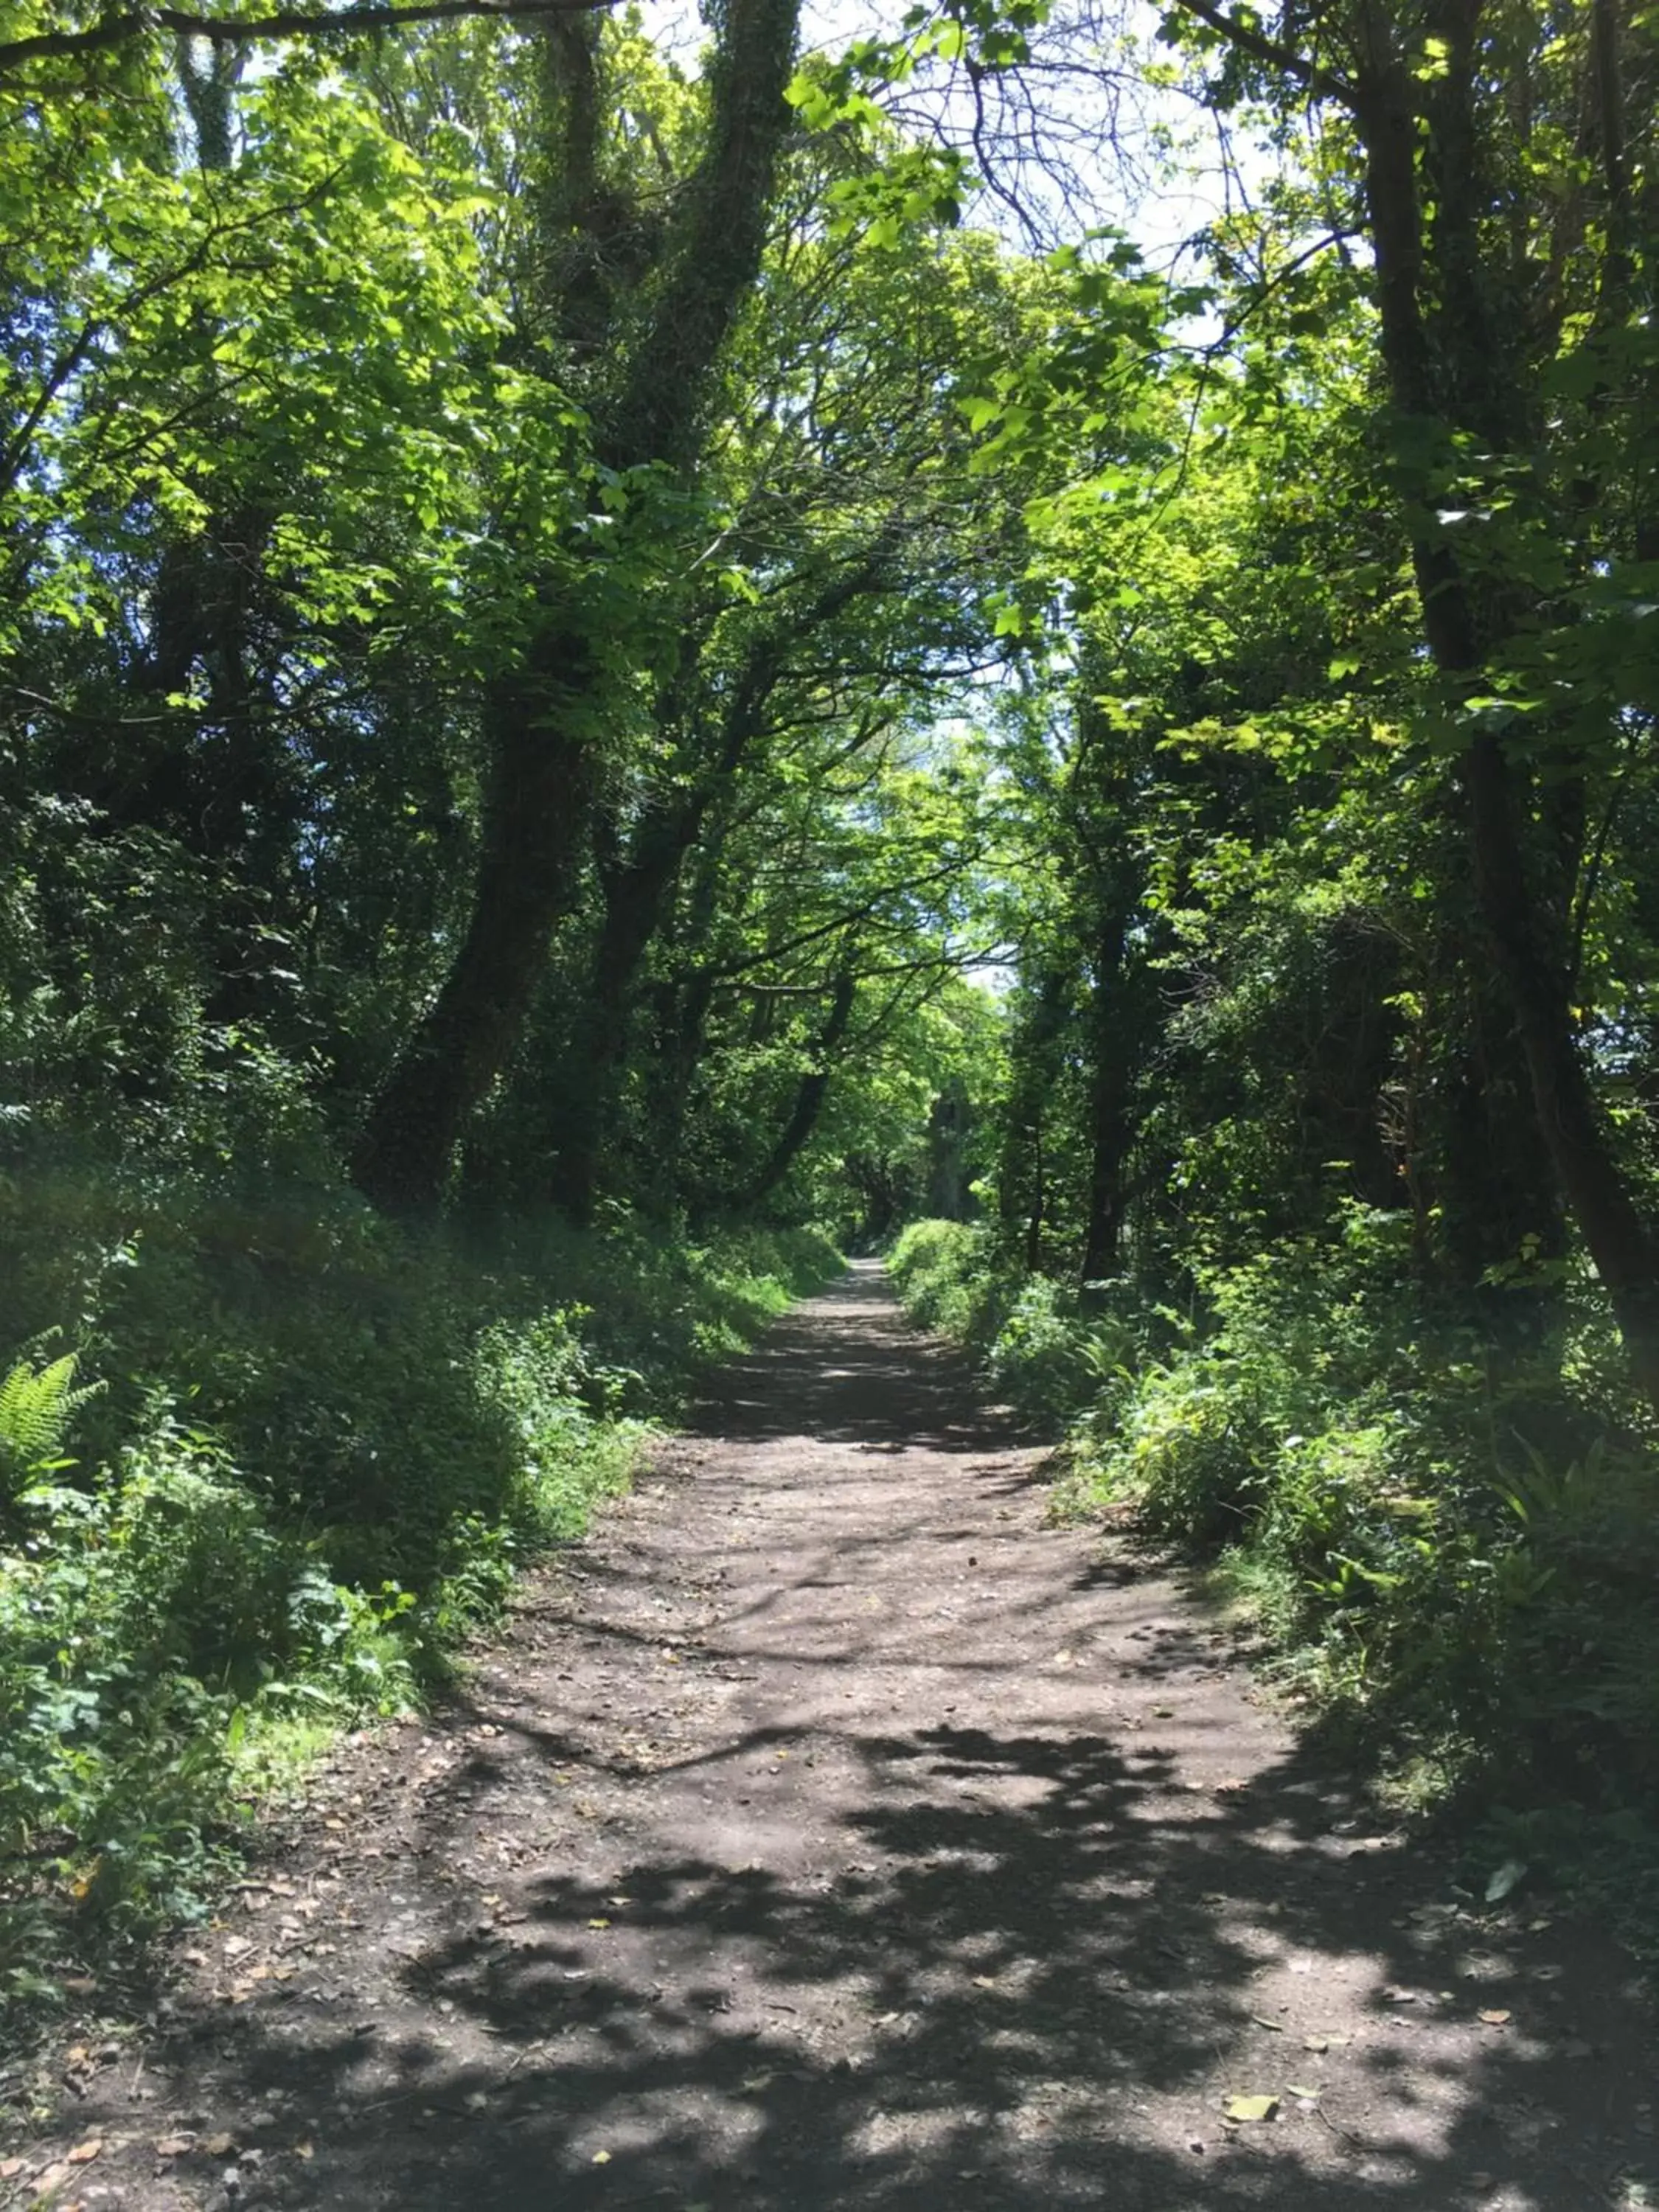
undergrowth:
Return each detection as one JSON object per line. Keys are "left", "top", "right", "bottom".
{"left": 0, "top": 1165, "right": 837, "bottom": 2028}
{"left": 890, "top": 1211, "right": 1659, "bottom": 1956}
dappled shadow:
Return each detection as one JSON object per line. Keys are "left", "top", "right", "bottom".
{"left": 43, "top": 1259, "right": 1653, "bottom": 2212}
{"left": 686, "top": 1262, "right": 1029, "bottom": 1454}
{"left": 163, "top": 1709, "right": 1650, "bottom": 2211}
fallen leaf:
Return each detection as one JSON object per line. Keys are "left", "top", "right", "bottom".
{"left": 295, "top": 2142, "right": 315, "bottom": 2160}
{"left": 67, "top": 2140, "right": 102, "bottom": 2165}
{"left": 592, "top": 2149, "right": 611, "bottom": 2164}
{"left": 1222, "top": 2095, "right": 1280, "bottom": 2124}
{"left": 0, "top": 2158, "right": 24, "bottom": 2180}
{"left": 1478, "top": 2008, "right": 1512, "bottom": 2026}
{"left": 204, "top": 2132, "right": 237, "bottom": 2157}
{"left": 1250, "top": 2015, "right": 1284, "bottom": 2032}
{"left": 587, "top": 1917, "right": 612, "bottom": 1931}
{"left": 154, "top": 2136, "right": 195, "bottom": 2157}
{"left": 1285, "top": 2083, "right": 1321, "bottom": 2100}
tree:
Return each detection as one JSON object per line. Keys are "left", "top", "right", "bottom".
{"left": 1149, "top": 0, "right": 1659, "bottom": 1392}
{"left": 349, "top": 0, "right": 804, "bottom": 1208}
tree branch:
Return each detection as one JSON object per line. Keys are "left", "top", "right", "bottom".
{"left": 0, "top": 0, "right": 612, "bottom": 81}
{"left": 1168, "top": 0, "right": 1353, "bottom": 106}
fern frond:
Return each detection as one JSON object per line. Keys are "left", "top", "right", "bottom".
{"left": 0, "top": 1352, "right": 100, "bottom": 1503}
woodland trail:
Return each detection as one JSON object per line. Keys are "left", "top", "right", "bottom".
{"left": 8, "top": 1262, "right": 1655, "bottom": 2212}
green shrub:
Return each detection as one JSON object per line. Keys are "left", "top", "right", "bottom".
{"left": 987, "top": 1276, "right": 1150, "bottom": 1428}
{"left": 0, "top": 1170, "right": 840, "bottom": 2027}
{"left": 891, "top": 1220, "right": 1152, "bottom": 1430}
{"left": 1066, "top": 1214, "right": 1659, "bottom": 1811}
{"left": 889, "top": 1220, "right": 1015, "bottom": 1346}
{"left": 1096, "top": 1353, "right": 1276, "bottom": 1541}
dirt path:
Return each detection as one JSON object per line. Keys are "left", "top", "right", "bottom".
{"left": 7, "top": 1262, "right": 1655, "bottom": 2211}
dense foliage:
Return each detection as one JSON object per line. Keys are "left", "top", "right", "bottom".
{"left": 5, "top": 0, "right": 1659, "bottom": 2004}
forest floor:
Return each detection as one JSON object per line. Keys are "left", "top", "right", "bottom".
{"left": 4, "top": 1261, "right": 1656, "bottom": 2212}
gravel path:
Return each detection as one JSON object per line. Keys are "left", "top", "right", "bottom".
{"left": 6, "top": 1260, "right": 1654, "bottom": 2211}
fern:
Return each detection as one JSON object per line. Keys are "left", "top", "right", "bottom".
{"left": 0, "top": 1353, "right": 98, "bottom": 1516}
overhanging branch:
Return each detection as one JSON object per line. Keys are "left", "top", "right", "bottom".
{"left": 0, "top": 0, "right": 612, "bottom": 80}
{"left": 1169, "top": 0, "right": 1353, "bottom": 107}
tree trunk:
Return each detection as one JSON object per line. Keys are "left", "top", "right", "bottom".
{"left": 546, "top": 799, "right": 708, "bottom": 1222}
{"left": 997, "top": 963, "right": 1069, "bottom": 1259}
{"left": 351, "top": 655, "right": 597, "bottom": 1209}
{"left": 1352, "top": 30, "right": 1659, "bottom": 1399}
{"left": 1079, "top": 917, "right": 1135, "bottom": 1298}
{"left": 925, "top": 1077, "right": 970, "bottom": 1220}
{"left": 544, "top": 544, "right": 894, "bottom": 1220}
{"left": 1465, "top": 730, "right": 1659, "bottom": 1397}
{"left": 350, "top": 0, "right": 801, "bottom": 1211}
{"left": 747, "top": 962, "right": 857, "bottom": 1206}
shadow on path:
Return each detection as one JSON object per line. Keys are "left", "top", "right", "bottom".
{"left": 12, "top": 1262, "right": 1652, "bottom": 2212}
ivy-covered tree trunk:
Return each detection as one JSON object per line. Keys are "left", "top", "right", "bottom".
{"left": 352, "top": 647, "right": 597, "bottom": 1209}
{"left": 352, "top": 0, "right": 801, "bottom": 1211}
